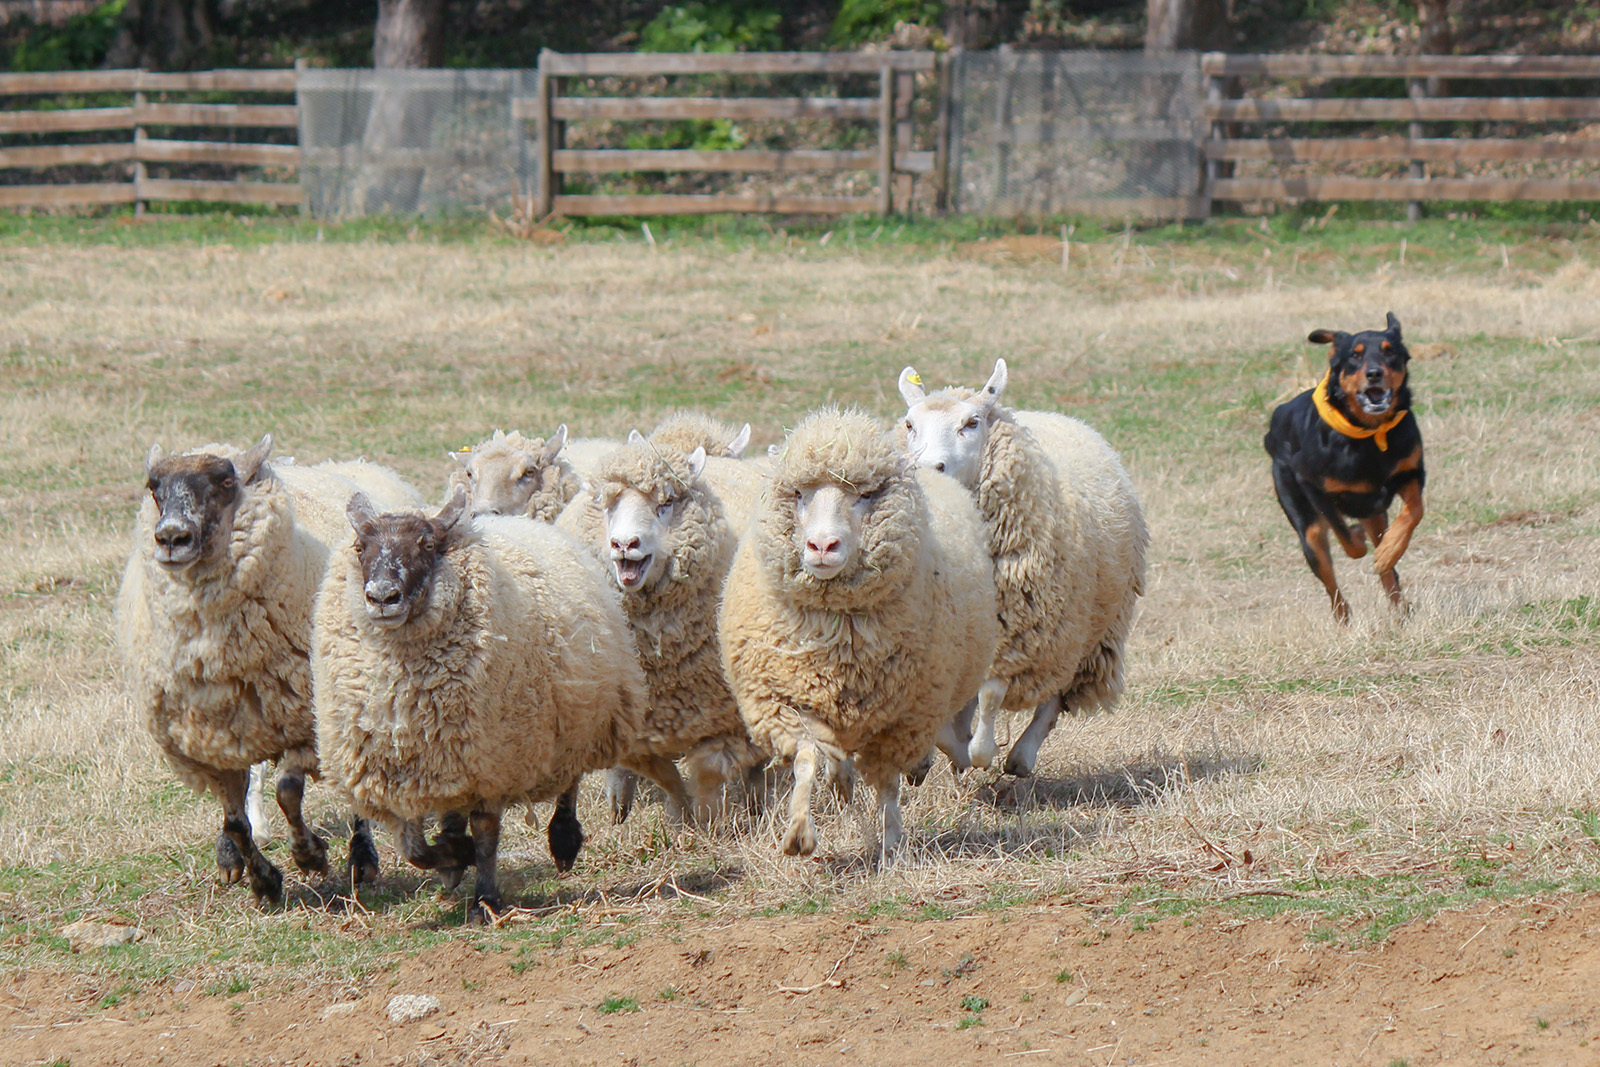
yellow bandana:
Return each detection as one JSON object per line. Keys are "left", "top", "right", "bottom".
{"left": 1312, "top": 372, "right": 1408, "bottom": 452}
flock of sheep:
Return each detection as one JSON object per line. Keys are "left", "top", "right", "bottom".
{"left": 117, "top": 359, "right": 1148, "bottom": 922}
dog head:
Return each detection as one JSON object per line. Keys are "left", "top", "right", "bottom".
{"left": 1309, "top": 312, "right": 1410, "bottom": 425}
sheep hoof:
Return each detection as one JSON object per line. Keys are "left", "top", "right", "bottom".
{"left": 967, "top": 741, "right": 997, "bottom": 770}
{"left": 904, "top": 752, "right": 934, "bottom": 787}
{"left": 549, "top": 818, "right": 585, "bottom": 873}
{"left": 249, "top": 862, "right": 284, "bottom": 906}
{"left": 781, "top": 821, "right": 816, "bottom": 857}
{"left": 292, "top": 833, "right": 330, "bottom": 878}
{"left": 216, "top": 833, "right": 245, "bottom": 885}
{"left": 348, "top": 835, "right": 381, "bottom": 887}
{"left": 440, "top": 867, "right": 465, "bottom": 892}
{"left": 1002, "top": 751, "right": 1036, "bottom": 778}
{"left": 467, "top": 896, "right": 502, "bottom": 926}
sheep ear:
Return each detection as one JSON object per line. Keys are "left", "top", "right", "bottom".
{"left": 347, "top": 491, "right": 377, "bottom": 531}
{"left": 974, "top": 359, "right": 1007, "bottom": 415}
{"left": 491, "top": 428, "right": 506, "bottom": 443}
{"left": 767, "top": 443, "right": 782, "bottom": 460}
{"left": 236, "top": 434, "right": 273, "bottom": 484}
{"left": 726, "top": 423, "right": 751, "bottom": 458}
{"left": 435, "top": 482, "right": 469, "bottom": 534}
{"left": 145, "top": 443, "right": 165, "bottom": 477}
{"left": 897, "top": 366, "right": 926, "bottom": 407}
{"left": 686, "top": 446, "right": 708, "bottom": 479}
{"left": 1308, "top": 329, "right": 1346, "bottom": 346}
{"left": 628, "top": 429, "right": 648, "bottom": 446}
{"left": 1385, "top": 312, "right": 1402, "bottom": 339}
{"left": 448, "top": 449, "right": 472, "bottom": 470}
{"left": 541, "top": 424, "right": 568, "bottom": 464}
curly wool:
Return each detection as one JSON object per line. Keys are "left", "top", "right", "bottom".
{"left": 967, "top": 399, "right": 1148, "bottom": 715}
{"left": 720, "top": 409, "right": 1000, "bottom": 782}
{"left": 565, "top": 443, "right": 754, "bottom": 762}
{"left": 313, "top": 516, "right": 649, "bottom": 821}
{"left": 650, "top": 411, "right": 745, "bottom": 458}
{"left": 117, "top": 447, "right": 422, "bottom": 794}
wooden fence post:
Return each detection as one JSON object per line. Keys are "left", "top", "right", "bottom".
{"left": 894, "top": 68, "right": 914, "bottom": 211}
{"left": 133, "top": 72, "right": 146, "bottom": 216}
{"left": 534, "top": 49, "right": 555, "bottom": 217}
{"left": 1407, "top": 76, "right": 1426, "bottom": 223}
{"left": 934, "top": 48, "right": 956, "bottom": 213}
{"left": 1202, "top": 62, "right": 1226, "bottom": 218}
{"left": 878, "top": 62, "right": 894, "bottom": 215}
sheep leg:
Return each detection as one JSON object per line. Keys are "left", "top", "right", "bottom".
{"left": 547, "top": 782, "right": 585, "bottom": 873}
{"left": 935, "top": 695, "right": 978, "bottom": 773}
{"left": 466, "top": 809, "right": 503, "bottom": 925}
{"left": 967, "top": 678, "right": 1009, "bottom": 770}
{"left": 874, "top": 775, "right": 904, "bottom": 859}
{"left": 903, "top": 750, "right": 935, "bottom": 787}
{"left": 780, "top": 741, "right": 820, "bottom": 857}
{"left": 275, "top": 771, "right": 329, "bottom": 878}
{"left": 246, "top": 762, "right": 273, "bottom": 845}
{"left": 1004, "top": 693, "right": 1064, "bottom": 778}
{"left": 348, "top": 816, "right": 380, "bottom": 887}
{"left": 605, "top": 768, "right": 639, "bottom": 824}
{"left": 620, "top": 754, "right": 691, "bottom": 825}
{"left": 827, "top": 755, "right": 856, "bottom": 806}
{"left": 217, "top": 768, "right": 283, "bottom": 904}
{"left": 683, "top": 753, "right": 726, "bottom": 827}
{"left": 397, "top": 814, "right": 475, "bottom": 889}
{"left": 215, "top": 829, "right": 245, "bottom": 885}
{"left": 743, "top": 759, "right": 773, "bottom": 818}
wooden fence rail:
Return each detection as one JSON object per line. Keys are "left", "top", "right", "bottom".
{"left": 0, "top": 67, "right": 301, "bottom": 210}
{"left": 1201, "top": 52, "right": 1600, "bottom": 212}
{"left": 521, "top": 49, "right": 936, "bottom": 217}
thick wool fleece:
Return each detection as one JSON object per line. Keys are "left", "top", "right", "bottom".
{"left": 118, "top": 449, "right": 421, "bottom": 794}
{"left": 313, "top": 516, "right": 648, "bottom": 821}
{"left": 650, "top": 411, "right": 745, "bottom": 458}
{"left": 464, "top": 430, "right": 583, "bottom": 523}
{"left": 973, "top": 403, "right": 1148, "bottom": 715}
{"left": 719, "top": 409, "right": 1000, "bottom": 784}
{"left": 566, "top": 443, "right": 756, "bottom": 765}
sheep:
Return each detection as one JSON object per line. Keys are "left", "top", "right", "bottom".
{"left": 311, "top": 485, "right": 692, "bottom": 922}
{"left": 449, "top": 426, "right": 582, "bottom": 522}
{"left": 718, "top": 408, "right": 1001, "bottom": 857}
{"left": 558, "top": 436, "right": 766, "bottom": 825}
{"left": 649, "top": 410, "right": 753, "bottom": 459}
{"left": 116, "top": 434, "right": 422, "bottom": 903}
{"left": 898, "top": 358, "right": 1148, "bottom": 777}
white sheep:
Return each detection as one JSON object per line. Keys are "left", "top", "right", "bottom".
{"left": 718, "top": 408, "right": 1001, "bottom": 857}
{"left": 559, "top": 437, "right": 765, "bottom": 824}
{"left": 311, "top": 486, "right": 692, "bottom": 923}
{"left": 898, "top": 359, "right": 1148, "bottom": 777}
{"left": 449, "top": 426, "right": 581, "bottom": 521}
{"left": 649, "top": 410, "right": 753, "bottom": 459}
{"left": 116, "top": 434, "right": 422, "bottom": 903}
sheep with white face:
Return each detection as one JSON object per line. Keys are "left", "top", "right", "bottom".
{"left": 899, "top": 362, "right": 1007, "bottom": 491}
{"left": 602, "top": 435, "right": 708, "bottom": 593}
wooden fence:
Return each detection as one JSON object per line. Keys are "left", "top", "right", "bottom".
{"left": 0, "top": 68, "right": 301, "bottom": 210}
{"left": 514, "top": 50, "right": 937, "bottom": 216}
{"left": 1203, "top": 53, "right": 1600, "bottom": 210}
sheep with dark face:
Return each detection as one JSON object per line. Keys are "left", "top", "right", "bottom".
{"left": 312, "top": 487, "right": 688, "bottom": 922}
{"left": 117, "top": 434, "right": 421, "bottom": 903}
{"left": 718, "top": 409, "right": 1000, "bottom": 857}
{"left": 898, "top": 359, "right": 1148, "bottom": 777}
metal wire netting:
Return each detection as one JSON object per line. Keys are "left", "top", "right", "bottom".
{"left": 298, "top": 68, "right": 532, "bottom": 218}
{"left": 948, "top": 49, "right": 1203, "bottom": 214}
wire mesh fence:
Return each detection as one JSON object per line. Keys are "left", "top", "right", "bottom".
{"left": 947, "top": 49, "right": 1204, "bottom": 216}
{"left": 298, "top": 67, "right": 532, "bottom": 218}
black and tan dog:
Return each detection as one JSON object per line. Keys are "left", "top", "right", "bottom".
{"left": 1264, "top": 312, "right": 1425, "bottom": 622}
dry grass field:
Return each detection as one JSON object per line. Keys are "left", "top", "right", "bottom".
{"left": 2, "top": 215, "right": 1599, "bottom": 1065}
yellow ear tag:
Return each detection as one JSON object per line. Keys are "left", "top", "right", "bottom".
{"left": 906, "top": 371, "right": 922, "bottom": 386}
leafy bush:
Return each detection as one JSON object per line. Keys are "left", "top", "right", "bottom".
{"left": 830, "top": 0, "right": 944, "bottom": 45}
{"left": 5, "top": 0, "right": 125, "bottom": 72}
{"left": 639, "top": 1, "right": 782, "bottom": 53}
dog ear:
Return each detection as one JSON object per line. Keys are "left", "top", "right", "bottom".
{"left": 1385, "top": 312, "right": 1402, "bottom": 339}
{"left": 1307, "top": 329, "right": 1347, "bottom": 346}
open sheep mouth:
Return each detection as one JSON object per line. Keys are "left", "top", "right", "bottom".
{"left": 1358, "top": 386, "right": 1393, "bottom": 414}
{"left": 615, "top": 555, "right": 652, "bottom": 590}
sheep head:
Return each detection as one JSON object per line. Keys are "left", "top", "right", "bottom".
{"left": 142, "top": 434, "right": 273, "bottom": 574}
{"left": 452, "top": 425, "right": 568, "bottom": 517}
{"left": 594, "top": 438, "right": 710, "bottom": 595}
{"left": 761, "top": 408, "right": 921, "bottom": 610}
{"left": 346, "top": 485, "right": 468, "bottom": 630}
{"left": 897, "top": 359, "right": 1008, "bottom": 491}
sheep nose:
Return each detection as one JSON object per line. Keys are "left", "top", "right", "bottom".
{"left": 610, "top": 534, "right": 640, "bottom": 553}
{"left": 154, "top": 521, "right": 194, "bottom": 550}
{"left": 807, "top": 536, "right": 841, "bottom": 556}
{"left": 365, "top": 581, "right": 402, "bottom": 607}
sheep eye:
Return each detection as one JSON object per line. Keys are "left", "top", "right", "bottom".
{"left": 656, "top": 499, "right": 674, "bottom": 518}
{"left": 518, "top": 469, "right": 537, "bottom": 483}
{"left": 904, "top": 419, "right": 913, "bottom": 432}
{"left": 220, "top": 476, "right": 237, "bottom": 490}
{"left": 963, "top": 418, "right": 979, "bottom": 431}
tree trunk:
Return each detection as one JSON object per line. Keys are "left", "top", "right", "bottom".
{"left": 104, "top": 0, "right": 220, "bottom": 70}
{"left": 373, "top": 0, "right": 447, "bottom": 69}
{"left": 1144, "top": 0, "right": 1230, "bottom": 53}
{"left": 1418, "top": 0, "right": 1452, "bottom": 55}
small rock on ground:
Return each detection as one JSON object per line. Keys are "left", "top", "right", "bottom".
{"left": 386, "top": 994, "right": 442, "bottom": 1023}
{"left": 61, "top": 921, "right": 143, "bottom": 952}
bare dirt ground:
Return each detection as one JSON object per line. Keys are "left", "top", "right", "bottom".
{"left": 7, "top": 896, "right": 1600, "bottom": 1066}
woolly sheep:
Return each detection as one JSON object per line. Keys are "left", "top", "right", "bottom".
{"left": 311, "top": 486, "right": 692, "bottom": 922}
{"left": 449, "top": 426, "right": 582, "bottom": 522}
{"left": 649, "top": 410, "right": 753, "bottom": 459}
{"left": 116, "top": 434, "right": 422, "bottom": 903}
{"left": 898, "top": 359, "right": 1148, "bottom": 777}
{"left": 560, "top": 438, "right": 765, "bottom": 824}
{"left": 718, "top": 408, "right": 1001, "bottom": 857}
